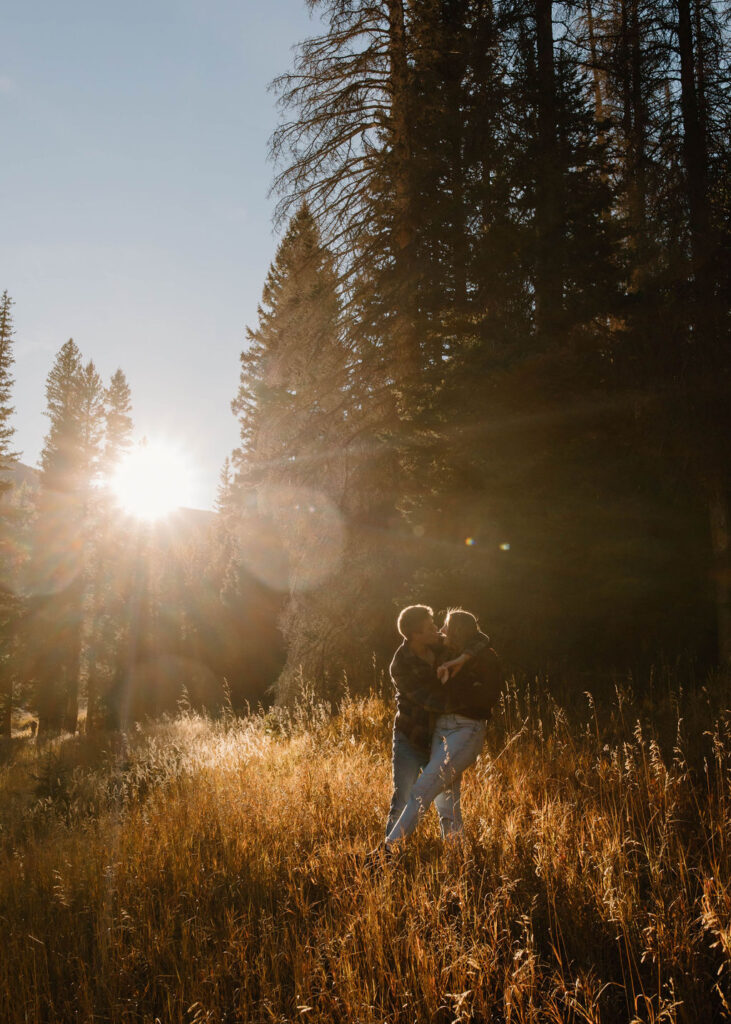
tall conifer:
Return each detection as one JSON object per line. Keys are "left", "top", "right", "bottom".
{"left": 28, "top": 341, "right": 105, "bottom": 732}
{"left": 103, "top": 369, "right": 133, "bottom": 473}
{"left": 0, "top": 292, "right": 18, "bottom": 487}
{"left": 232, "top": 206, "right": 365, "bottom": 698}
{"left": 0, "top": 291, "right": 19, "bottom": 737}
{"left": 86, "top": 368, "right": 135, "bottom": 731}
{"left": 265, "top": 0, "right": 727, "bottom": 676}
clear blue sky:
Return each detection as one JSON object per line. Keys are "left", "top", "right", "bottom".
{"left": 1, "top": 0, "right": 321, "bottom": 509}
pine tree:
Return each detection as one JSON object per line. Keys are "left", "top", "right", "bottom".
{"left": 40, "top": 340, "right": 84, "bottom": 492}
{"left": 103, "top": 369, "right": 133, "bottom": 473}
{"left": 215, "top": 457, "right": 235, "bottom": 517}
{"left": 263, "top": 0, "right": 728, "bottom": 676}
{"left": 583, "top": 0, "right": 731, "bottom": 661}
{"left": 85, "top": 369, "right": 135, "bottom": 732}
{"left": 271, "top": 0, "right": 432, "bottom": 399}
{"left": 233, "top": 205, "right": 347, "bottom": 488}
{"left": 0, "top": 292, "right": 18, "bottom": 487}
{"left": 232, "top": 206, "right": 370, "bottom": 698}
{"left": 0, "top": 291, "right": 20, "bottom": 737}
{"left": 27, "top": 341, "right": 106, "bottom": 733}
{"left": 269, "top": 0, "right": 621, "bottom": 675}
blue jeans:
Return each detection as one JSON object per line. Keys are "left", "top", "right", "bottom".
{"left": 387, "top": 728, "right": 458, "bottom": 839}
{"left": 386, "top": 713, "right": 486, "bottom": 844}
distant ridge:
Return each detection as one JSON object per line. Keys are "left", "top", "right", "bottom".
{"left": 175, "top": 506, "right": 216, "bottom": 529}
{"left": 149, "top": 505, "right": 217, "bottom": 541}
{"left": 0, "top": 461, "right": 40, "bottom": 492}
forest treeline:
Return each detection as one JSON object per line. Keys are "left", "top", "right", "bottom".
{"left": 0, "top": 305, "right": 284, "bottom": 736}
{"left": 229, "top": 0, "right": 729, "bottom": 696}
{"left": 1, "top": 0, "right": 729, "bottom": 735}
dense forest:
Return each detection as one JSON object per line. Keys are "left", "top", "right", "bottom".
{"left": 1, "top": 0, "right": 729, "bottom": 734}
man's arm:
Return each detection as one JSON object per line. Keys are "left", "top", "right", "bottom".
{"left": 392, "top": 660, "right": 446, "bottom": 713}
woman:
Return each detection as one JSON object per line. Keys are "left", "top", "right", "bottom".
{"left": 383, "top": 609, "right": 501, "bottom": 848}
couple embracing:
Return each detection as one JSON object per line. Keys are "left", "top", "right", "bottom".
{"left": 373, "top": 604, "right": 501, "bottom": 862}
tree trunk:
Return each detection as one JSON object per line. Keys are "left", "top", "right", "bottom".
{"left": 63, "top": 673, "right": 79, "bottom": 734}
{"left": 83, "top": 528, "right": 106, "bottom": 734}
{"left": 708, "top": 484, "right": 731, "bottom": 665}
{"left": 62, "top": 635, "right": 82, "bottom": 734}
{"left": 442, "top": 0, "right": 469, "bottom": 315}
{"left": 31, "top": 592, "right": 66, "bottom": 737}
{"left": 387, "top": 0, "right": 420, "bottom": 387}
{"left": 85, "top": 675, "right": 98, "bottom": 733}
{"left": 677, "top": 0, "right": 711, "bottom": 331}
{"left": 619, "top": 0, "right": 648, "bottom": 290}
{"left": 677, "top": 0, "right": 707, "bottom": 252}
{"left": 692, "top": 0, "right": 707, "bottom": 127}
{"left": 0, "top": 663, "right": 10, "bottom": 738}
{"left": 37, "top": 690, "right": 64, "bottom": 737}
{"left": 61, "top": 576, "right": 83, "bottom": 734}
{"left": 534, "top": 0, "right": 563, "bottom": 341}
{"left": 585, "top": 0, "right": 606, "bottom": 132}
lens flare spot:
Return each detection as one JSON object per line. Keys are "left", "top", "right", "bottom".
{"left": 236, "top": 484, "right": 345, "bottom": 592}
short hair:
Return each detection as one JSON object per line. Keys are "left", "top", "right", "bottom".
{"left": 443, "top": 608, "right": 479, "bottom": 651}
{"left": 397, "top": 604, "right": 434, "bottom": 639}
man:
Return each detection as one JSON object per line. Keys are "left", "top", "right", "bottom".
{"left": 385, "top": 604, "right": 486, "bottom": 839}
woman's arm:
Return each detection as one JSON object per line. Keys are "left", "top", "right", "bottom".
{"left": 437, "top": 631, "right": 491, "bottom": 682}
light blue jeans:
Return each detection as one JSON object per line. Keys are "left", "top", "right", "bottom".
{"left": 386, "top": 713, "right": 486, "bottom": 844}
{"left": 387, "top": 728, "right": 458, "bottom": 839}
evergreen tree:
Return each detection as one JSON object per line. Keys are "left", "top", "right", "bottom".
{"left": 0, "top": 292, "right": 18, "bottom": 487}
{"left": 233, "top": 205, "right": 348, "bottom": 488}
{"left": 27, "top": 341, "right": 105, "bottom": 733}
{"left": 265, "top": 0, "right": 728, "bottom": 679}
{"left": 578, "top": 0, "right": 730, "bottom": 661}
{"left": 0, "top": 291, "right": 20, "bottom": 737}
{"left": 78, "top": 361, "right": 105, "bottom": 486}
{"left": 103, "top": 369, "right": 133, "bottom": 473}
{"left": 671, "top": 0, "right": 730, "bottom": 662}
{"left": 232, "top": 206, "right": 371, "bottom": 698}
{"left": 86, "top": 368, "right": 135, "bottom": 731}
{"left": 215, "top": 457, "right": 236, "bottom": 518}
{"left": 272, "top": 0, "right": 431, "bottom": 399}
{"left": 40, "top": 340, "right": 84, "bottom": 491}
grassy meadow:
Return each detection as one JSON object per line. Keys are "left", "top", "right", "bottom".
{"left": 1, "top": 677, "right": 731, "bottom": 1024}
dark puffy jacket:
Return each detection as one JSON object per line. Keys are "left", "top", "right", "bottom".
{"left": 390, "top": 634, "right": 491, "bottom": 753}
{"left": 446, "top": 638, "right": 501, "bottom": 719}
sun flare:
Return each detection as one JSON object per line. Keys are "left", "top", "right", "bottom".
{"left": 111, "top": 441, "right": 193, "bottom": 520}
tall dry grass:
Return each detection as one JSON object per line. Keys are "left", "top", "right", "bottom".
{"left": 1, "top": 675, "right": 730, "bottom": 1023}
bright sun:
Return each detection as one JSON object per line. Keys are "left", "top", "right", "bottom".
{"left": 111, "top": 441, "right": 193, "bottom": 520}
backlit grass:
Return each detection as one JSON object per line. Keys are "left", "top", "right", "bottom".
{"left": 1, "top": 677, "right": 730, "bottom": 1023}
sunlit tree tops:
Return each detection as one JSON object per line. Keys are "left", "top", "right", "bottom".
{"left": 232, "top": 203, "right": 348, "bottom": 488}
